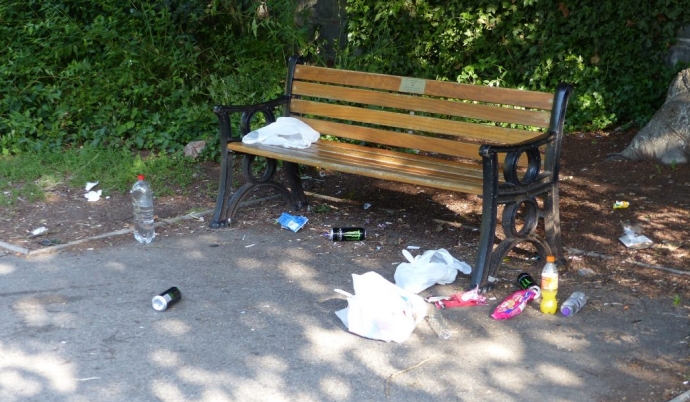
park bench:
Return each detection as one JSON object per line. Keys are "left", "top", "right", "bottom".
{"left": 210, "top": 55, "right": 573, "bottom": 291}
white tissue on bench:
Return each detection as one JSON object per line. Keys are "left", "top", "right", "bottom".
{"left": 242, "top": 117, "right": 320, "bottom": 149}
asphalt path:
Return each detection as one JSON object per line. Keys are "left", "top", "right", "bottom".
{"left": 1, "top": 226, "right": 688, "bottom": 401}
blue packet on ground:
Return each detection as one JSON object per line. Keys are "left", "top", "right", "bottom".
{"left": 276, "top": 212, "right": 308, "bottom": 232}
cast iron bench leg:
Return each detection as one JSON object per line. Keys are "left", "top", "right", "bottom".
{"left": 284, "top": 162, "right": 309, "bottom": 209}
{"left": 210, "top": 149, "right": 235, "bottom": 228}
{"left": 471, "top": 151, "right": 500, "bottom": 292}
{"left": 222, "top": 155, "right": 295, "bottom": 223}
{"left": 544, "top": 184, "right": 565, "bottom": 265}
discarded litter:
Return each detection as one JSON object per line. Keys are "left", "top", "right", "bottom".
{"left": 425, "top": 286, "right": 487, "bottom": 309}
{"left": 327, "top": 227, "right": 365, "bottom": 241}
{"left": 31, "top": 226, "right": 48, "bottom": 236}
{"left": 152, "top": 287, "right": 181, "bottom": 311}
{"left": 84, "top": 189, "right": 102, "bottom": 202}
{"left": 85, "top": 181, "right": 99, "bottom": 191}
{"left": 517, "top": 272, "right": 537, "bottom": 290}
{"left": 561, "top": 291, "right": 587, "bottom": 317}
{"left": 334, "top": 271, "right": 426, "bottom": 343}
{"left": 363, "top": 203, "right": 372, "bottom": 210}
{"left": 425, "top": 310, "right": 452, "bottom": 339}
{"left": 618, "top": 221, "right": 653, "bottom": 249}
{"left": 38, "top": 239, "right": 58, "bottom": 247}
{"left": 242, "top": 117, "right": 320, "bottom": 149}
{"left": 540, "top": 255, "right": 559, "bottom": 314}
{"left": 394, "top": 248, "right": 471, "bottom": 294}
{"left": 613, "top": 200, "right": 629, "bottom": 209}
{"left": 131, "top": 175, "right": 155, "bottom": 244}
{"left": 491, "top": 286, "right": 541, "bottom": 320}
{"left": 277, "top": 212, "right": 308, "bottom": 232}
{"left": 83, "top": 181, "right": 102, "bottom": 202}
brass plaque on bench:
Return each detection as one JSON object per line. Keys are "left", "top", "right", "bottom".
{"left": 399, "top": 77, "right": 426, "bottom": 94}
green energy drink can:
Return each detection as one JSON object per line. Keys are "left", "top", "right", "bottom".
{"left": 152, "top": 287, "right": 181, "bottom": 311}
{"left": 328, "top": 227, "right": 366, "bottom": 241}
{"left": 517, "top": 273, "right": 537, "bottom": 290}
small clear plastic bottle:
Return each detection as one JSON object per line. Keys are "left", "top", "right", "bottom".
{"left": 426, "top": 312, "right": 452, "bottom": 339}
{"left": 560, "top": 291, "right": 587, "bottom": 317}
{"left": 131, "top": 174, "right": 155, "bottom": 244}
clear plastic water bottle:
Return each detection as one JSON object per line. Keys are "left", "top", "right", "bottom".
{"left": 131, "top": 174, "right": 155, "bottom": 244}
{"left": 560, "top": 291, "right": 587, "bottom": 317}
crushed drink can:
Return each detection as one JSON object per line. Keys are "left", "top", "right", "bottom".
{"left": 152, "top": 287, "right": 181, "bottom": 311}
{"left": 328, "top": 227, "right": 366, "bottom": 241}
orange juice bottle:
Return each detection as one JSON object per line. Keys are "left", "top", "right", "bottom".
{"left": 540, "top": 255, "right": 558, "bottom": 314}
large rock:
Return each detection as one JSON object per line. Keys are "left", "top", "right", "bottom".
{"left": 616, "top": 68, "right": 690, "bottom": 165}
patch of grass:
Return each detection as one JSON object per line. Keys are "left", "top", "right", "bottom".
{"left": 0, "top": 147, "right": 199, "bottom": 208}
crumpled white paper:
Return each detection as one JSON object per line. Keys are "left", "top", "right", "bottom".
{"left": 619, "top": 222, "right": 653, "bottom": 249}
{"left": 31, "top": 226, "right": 48, "bottom": 236}
{"left": 85, "top": 181, "right": 99, "bottom": 191}
{"left": 242, "top": 117, "right": 320, "bottom": 149}
{"left": 84, "top": 189, "right": 102, "bottom": 202}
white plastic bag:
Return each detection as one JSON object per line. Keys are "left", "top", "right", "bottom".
{"left": 242, "top": 117, "right": 320, "bottom": 149}
{"left": 394, "top": 248, "right": 472, "bottom": 294}
{"left": 334, "top": 272, "right": 427, "bottom": 343}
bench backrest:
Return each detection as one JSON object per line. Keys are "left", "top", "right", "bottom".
{"left": 285, "top": 56, "right": 569, "bottom": 166}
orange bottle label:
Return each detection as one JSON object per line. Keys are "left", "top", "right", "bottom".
{"left": 541, "top": 274, "right": 558, "bottom": 291}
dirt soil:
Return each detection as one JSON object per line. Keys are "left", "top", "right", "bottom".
{"left": 1, "top": 129, "right": 689, "bottom": 398}
{"left": 2, "top": 130, "right": 689, "bottom": 293}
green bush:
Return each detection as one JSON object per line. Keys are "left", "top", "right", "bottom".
{"left": 3, "top": 0, "right": 689, "bottom": 156}
{"left": 343, "top": 0, "right": 690, "bottom": 130}
{"left": 0, "top": 0, "right": 315, "bottom": 155}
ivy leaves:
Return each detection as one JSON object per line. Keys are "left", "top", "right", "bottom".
{"left": 344, "top": 0, "right": 690, "bottom": 130}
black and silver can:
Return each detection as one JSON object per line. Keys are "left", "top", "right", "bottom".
{"left": 517, "top": 273, "right": 537, "bottom": 290}
{"left": 328, "top": 227, "right": 366, "bottom": 241}
{"left": 152, "top": 287, "right": 181, "bottom": 311}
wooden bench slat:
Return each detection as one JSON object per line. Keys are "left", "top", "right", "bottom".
{"left": 292, "top": 81, "right": 551, "bottom": 128}
{"left": 297, "top": 117, "right": 482, "bottom": 160}
{"left": 231, "top": 140, "right": 485, "bottom": 179}
{"left": 305, "top": 141, "right": 486, "bottom": 178}
{"left": 298, "top": 118, "right": 533, "bottom": 167}
{"left": 293, "top": 64, "right": 555, "bottom": 110}
{"left": 291, "top": 99, "right": 541, "bottom": 144}
{"left": 227, "top": 142, "right": 486, "bottom": 194}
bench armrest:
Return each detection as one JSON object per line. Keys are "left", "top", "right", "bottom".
{"left": 213, "top": 95, "right": 291, "bottom": 143}
{"left": 479, "top": 131, "right": 556, "bottom": 187}
{"left": 479, "top": 131, "right": 553, "bottom": 156}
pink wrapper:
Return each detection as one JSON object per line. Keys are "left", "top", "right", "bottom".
{"left": 425, "top": 287, "right": 487, "bottom": 309}
{"left": 491, "top": 287, "right": 540, "bottom": 320}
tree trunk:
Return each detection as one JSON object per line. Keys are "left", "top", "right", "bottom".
{"left": 616, "top": 68, "right": 690, "bottom": 165}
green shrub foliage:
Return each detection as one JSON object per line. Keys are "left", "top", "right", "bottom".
{"left": 2, "top": 0, "right": 689, "bottom": 155}
{"left": 343, "top": 0, "right": 690, "bottom": 130}
{"left": 0, "top": 0, "right": 313, "bottom": 154}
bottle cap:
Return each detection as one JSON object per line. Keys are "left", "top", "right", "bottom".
{"left": 137, "top": 174, "right": 145, "bottom": 181}
{"left": 561, "top": 307, "right": 572, "bottom": 317}
{"left": 546, "top": 255, "right": 556, "bottom": 263}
